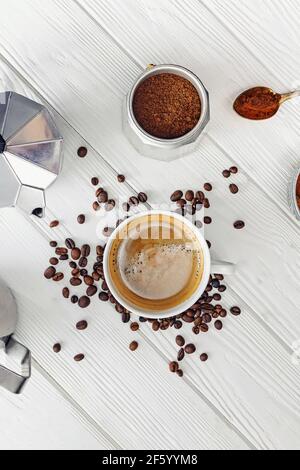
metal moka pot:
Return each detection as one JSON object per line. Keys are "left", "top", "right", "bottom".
{"left": 0, "top": 280, "right": 31, "bottom": 394}
{"left": 0, "top": 91, "right": 63, "bottom": 217}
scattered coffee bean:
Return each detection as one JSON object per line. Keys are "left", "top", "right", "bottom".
{"left": 229, "top": 166, "right": 238, "bottom": 174}
{"left": 220, "top": 309, "right": 227, "bottom": 318}
{"left": 84, "top": 275, "right": 94, "bottom": 286}
{"left": 230, "top": 306, "right": 241, "bottom": 316}
{"left": 229, "top": 183, "right": 239, "bottom": 194}
{"left": 200, "top": 324, "right": 209, "bottom": 333}
{"left": 218, "top": 285, "right": 227, "bottom": 292}
{"left": 70, "top": 277, "right": 82, "bottom": 287}
{"left": 103, "top": 227, "right": 114, "bottom": 237}
{"left": 53, "top": 343, "right": 61, "bottom": 353}
{"left": 99, "top": 291, "right": 109, "bottom": 302}
{"left": 81, "top": 244, "right": 91, "bottom": 257}
{"left": 60, "top": 254, "right": 69, "bottom": 261}
{"left": 62, "top": 287, "right": 70, "bottom": 299}
{"left": 74, "top": 354, "right": 85, "bottom": 362}
{"left": 170, "top": 190, "right": 183, "bottom": 202}
{"left": 86, "top": 285, "right": 97, "bottom": 297}
{"left": 105, "top": 199, "right": 116, "bottom": 211}
{"left": 169, "top": 361, "right": 179, "bottom": 373}
{"left": 130, "top": 322, "right": 139, "bottom": 332}
{"left": 53, "top": 273, "right": 64, "bottom": 282}
{"left": 177, "top": 348, "right": 185, "bottom": 362}
{"left": 177, "top": 199, "right": 186, "bottom": 208}
{"left": 129, "top": 341, "right": 138, "bottom": 351}
{"left": 50, "top": 220, "right": 59, "bottom": 228}
{"left": 204, "top": 198, "right": 210, "bottom": 209}
{"left": 214, "top": 274, "right": 224, "bottom": 280}
{"left": 50, "top": 241, "right": 57, "bottom": 248}
{"left": 176, "top": 369, "right": 183, "bottom": 377}
{"left": 204, "top": 183, "right": 212, "bottom": 191}
{"left": 77, "top": 214, "right": 85, "bottom": 224}
{"left": 185, "top": 190, "right": 194, "bottom": 201}
{"left": 117, "top": 174, "right": 125, "bottom": 183}
{"left": 79, "top": 257, "right": 88, "bottom": 268}
{"left": 234, "top": 220, "right": 245, "bottom": 230}
{"left": 174, "top": 320, "right": 183, "bottom": 329}
{"left": 71, "top": 295, "right": 79, "bottom": 304}
{"left": 152, "top": 321, "right": 160, "bottom": 331}
{"left": 195, "top": 191, "right": 205, "bottom": 202}
{"left": 200, "top": 353, "right": 208, "bottom": 362}
{"left": 55, "top": 247, "right": 68, "bottom": 256}
{"left": 78, "top": 296, "right": 90, "bottom": 308}
{"left": 77, "top": 147, "right": 87, "bottom": 158}
{"left": 91, "top": 177, "right": 99, "bottom": 186}
{"left": 44, "top": 267, "right": 56, "bottom": 279}
{"left": 222, "top": 169, "right": 231, "bottom": 178}
{"left": 176, "top": 335, "right": 185, "bottom": 347}
{"left": 214, "top": 320, "right": 223, "bottom": 330}
{"left": 76, "top": 320, "right": 88, "bottom": 331}
{"left": 129, "top": 196, "right": 139, "bottom": 206}
{"left": 71, "top": 248, "right": 81, "bottom": 260}
{"left": 204, "top": 216, "right": 212, "bottom": 224}
{"left": 138, "top": 192, "right": 148, "bottom": 203}
{"left": 49, "top": 257, "right": 59, "bottom": 266}
{"left": 192, "top": 326, "right": 200, "bottom": 335}
{"left": 185, "top": 344, "right": 196, "bottom": 354}
{"left": 93, "top": 201, "right": 100, "bottom": 211}
{"left": 65, "top": 238, "right": 75, "bottom": 250}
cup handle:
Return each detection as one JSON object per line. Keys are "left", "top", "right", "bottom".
{"left": 211, "top": 260, "right": 235, "bottom": 276}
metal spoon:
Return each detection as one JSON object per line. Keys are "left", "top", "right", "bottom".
{"left": 233, "top": 86, "right": 300, "bottom": 120}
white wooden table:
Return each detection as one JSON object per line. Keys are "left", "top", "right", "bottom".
{"left": 0, "top": 0, "right": 300, "bottom": 450}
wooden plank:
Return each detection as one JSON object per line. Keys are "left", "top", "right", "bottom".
{"left": 0, "top": 364, "right": 114, "bottom": 450}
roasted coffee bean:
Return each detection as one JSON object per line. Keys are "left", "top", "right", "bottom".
{"left": 117, "top": 174, "right": 125, "bottom": 183}
{"left": 230, "top": 306, "right": 241, "bottom": 316}
{"left": 211, "top": 279, "right": 220, "bottom": 288}
{"left": 53, "top": 343, "right": 61, "bottom": 353}
{"left": 204, "top": 183, "right": 212, "bottom": 192}
{"left": 214, "top": 274, "right": 224, "bottom": 281}
{"left": 130, "top": 322, "right": 139, "bottom": 332}
{"left": 229, "top": 166, "right": 238, "bottom": 174}
{"left": 71, "top": 248, "right": 81, "bottom": 260}
{"left": 60, "top": 254, "right": 69, "bottom": 261}
{"left": 176, "top": 369, "right": 183, "bottom": 377}
{"left": 91, "top": 177, "right": 99, "bottom": 186}
{"left": 50, "top": 220, "right": 59, "bottom": 228}
{"left": 129, "top": 196, "right": 139, "bottom": 206}
{"left": 81, "top": 244, "right": 90, "bottom": 257}
{"left": 214, "top": 320, "right": 223, "bottom": 330}
{"left": 194, "top": 317, "right": 202, "bottom": 327}
{"left": 99, "top": 291, "right": 109, "bottom": 302}
{"left": 220, "top": 309, "right": 227, "bottom": 318}
{"left": 78, "top": 296, "right": 90, "bottom": 309}
{"left": 84, "top": 276, "right": 94, "bottom": 286}
{"left": 80, "top": 269, "right": 88, "bottom": 277}
{"left": 96, "top": 245, "right": 104, "bottom": 256}
{"left": 222, "top": 169, "right": 231, "bottom": 178}
{"left": 205, "top": 285, "right": 212, "bottom": 292}
{"left": 105, "top": 199, "right": 116, "bottom": 211}
{"left": 77, "top": 214, "right": 86, "bottom": 224}
{"left": 62, "top": 287, "right": 70, "bottom": 299}
{"left": 185, "top": 344, "right": 196, "bottom": 354}
{"left": 229, "top": 183, "right": 239, "bottom": 194}
{"left": 186, "top": 309, "right": 195, "bottom": 318}
{"left": 176, "top": 335, "right": 185, "bottom": 347}
{"left": 72, "top": 268, "right": 80, "bottom": 277}
{"left": 203, "top": 313, "right": 212, "bottom": 324}
{"left": 49, "top": 257, "right": 59, "bottom": 266}
{"left": 138, "top": 192, "right": 148, "bottom": 203}
{"left": 129, "top": 341, "right": 138, "bottom": 351}
{"left": 200, "top": 324, "right": 209, "bottom": 333}
{"left": 93, "top": 201, "right": 100, "bottom": 211}
{"left": 152, "top": 321, "right": 160, "bottom": 331}
{"left": 53, "top": 273, "right": 64, "bottom": 282}
{"left": 92, "top": 272, "right": 101, "bottom": 281}
{"left": 169, "top": 361, "right": 179, "bottom": 373}
{"left": 44, "top": 266, "right": 56, "bottom": 279}
{"left": 74, "top": 353, "right": 85, "bottom": 362}
{"left": 234, "top": 220, "right": 245, "bottom": 229}
{"left": 195, "top": 191, "right": 205, "bottom": 202}
{"left": 76, "top": 320, "right": 88, "bottom": 331}
{"left": 170, "top": 190, "right": 183, "bottom": 202}
{"left": 185, "top": 190, "right": 194, "bottom": 202}
{"left": 103, "top": 227, "right": 114, "bottom": 237}
{"left": 182, "top": 314, "right": 194, "bottom": 323}
{"left": 69, "top": 261, "right": 77, "bottom": 269}
{"left": 200, "top": 353, "right": 208, "bottom": 362}
{"left": 204, "top": 198, "right": 210, "bottom": 209}
{"left": 176, "top": 198, "right": 186, "bottom": 208}
{"left": 98, "top": 191, "right": 108, "bottom": 204}
{"left": 95, "top": 187, "right": 104, "bottom": 198}
{"left": 177, "top": 348, "right": 185, "bottom": 362}
{"left": 218, "top": 285, "right": 227, "bottom": 292}
{"left": 86, "top": 285, "right": 97, "bottom": 297}
{"left": 122, "top": 202, "right": 130, "bottom": 212}
{"left": 70, "top": 277, "right": 82, "bottom": 286}
{"left": 56, "top": 247, "right": 68, "bottom": 256}
{"left": 71, "top": 295, "right": 79, "bottom": 304}
{"left": 65, "top": 238, "right": 75, "bottom": 250}
{"left": 174, "top": 320, "right": 183, "bottom": 329}
{"left": 79, "top": 257, "right": 88, "bottom": 268}
{"left": 77, "top": 147, "right": 87, "bottom": 158}
{"left": 192, "top": 326, "right": 200, "bottom": 335}
{"left": 115, "top": 303, "right": 125, "bottom": 314}
{"left": 50, "top": 241, "right": 57, "bottom": 248}
{"left": 213, "top": 293, "right": 221, "bottom": 301}
{"left": 101, "top": 280, "right": 108, "bottom": 291}
{"left": 204, "top": 216, "right": 212, "bottom": 224}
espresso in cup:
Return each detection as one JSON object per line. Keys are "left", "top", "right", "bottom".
{"left": 106, "top": 213, "right": 204, "bottom": 313}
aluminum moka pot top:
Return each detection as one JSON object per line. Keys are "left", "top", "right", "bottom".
{"left": 123, "top": 64, "right": 210, "bottom": 161}
{"left": 0, "top": 91, "right": 63, "bottom": 217}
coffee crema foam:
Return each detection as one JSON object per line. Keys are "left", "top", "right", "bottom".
{"left": 108, "top": 215, "right": 204, "bottom": 312}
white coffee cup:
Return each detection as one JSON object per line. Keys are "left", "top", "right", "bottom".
{"left": 103, "top": 210, "right": 234, "bottom": 319}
